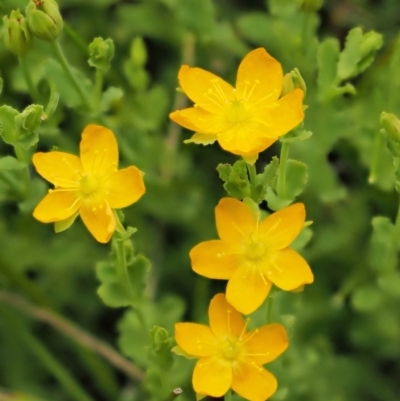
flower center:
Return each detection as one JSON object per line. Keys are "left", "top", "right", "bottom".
{"left": 246, "top": 238, "right": 266, "bottom": 260}
{"left": 221, "top": 338, "right": 243, "bottom": 360}
{"left": 79, "top": 174, "right": 100, "bottom": 196}
{"left": 227, "top": 100, "right": 247, "bottom": 124}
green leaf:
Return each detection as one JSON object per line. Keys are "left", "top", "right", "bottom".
{"left": 147, "top": 326, "right": 174, "bottom": 370}
{"left": 96, "top": 253, "right": 150, "bottom": 308}
{"left": 217, "top": 160, "right": 250, "bottom": 200}
{"left": 101, "top": 86, "right": 123, "bottom": 113}
{"left": 368, "top": 217, "right": 397, "bottom": 274}
{"left": 291, "top": 227, "right": 313, "bottom": 252}
{"left": 264, "top": 187, "right": 292, "bottom": 211}
{"left": 317, "top": 38, "right": 340, "bottom": 97}
{"left": 280, "top": 130, "right": 312, "bottom": 143}
{"left": 253, "top": 156, "right": 279, "bottom": 202}
{"left": 285, "top": 159, "right": 308, "bottom": 199}
{"left": 0, "top": 105, "right": 19, "bottom": 145}
{"left": 337, "top": 27, "right": 363, "bottom": 80}
{"left": 0, "top": 156, "right": 27, "bottom": 170}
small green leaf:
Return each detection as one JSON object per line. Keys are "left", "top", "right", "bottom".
{"left": 217, "top": 160, "right": 250, "bottom": 200}
{"left": 253, "top": 156, "right": 279, "bottom": 202}
{"left": 101, "top": 86, "right": 124, "bottom": 112}
{"left": 291, "top": 227, "right": 313, "bottom": 251}
{"left": 285, "top": 159, "right": 308, "bottom": 199}
{"left": 337, "top": 27, "right": 363, "bottom": 80}
{"left": 264, "top": 187, "right": 292, "bottom": 211}
{"left": 317, "top": 38, "right": 340, "bottom": 96}
{"left": 0, "top": 156, "right": 27, "bottom": 171}
{"left": 147, "top": 326, "right": 174, "bottom": 369}
{"left": 0, "top": 105, "right": 18, "bottom": 145}
{"left": 280, "top": 130, "right": 312, "bottom": 143}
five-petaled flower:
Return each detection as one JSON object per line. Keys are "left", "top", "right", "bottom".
{"left": 190, "top": 198, "right": 314, "bottom": 314}
{"left": 32, "top": 124, "right": 145, "bottom": 243}
{"left": 175, "top": 293, "right": 288, "bottom": 401}
{"left": 169, "top": 48, "right": 304, "bottom": 163}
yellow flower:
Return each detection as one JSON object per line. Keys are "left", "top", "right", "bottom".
{"left": 190, "top": 198, "right": 314, "bottom": 314}
{"left": 169, "top": 48, "right": 304, "bottom": 162}
{"left": 175, "top": 293, "right": 288, "bottom": 401}
{"left": 32, "top": 124, "right": 145, "bottom": 243}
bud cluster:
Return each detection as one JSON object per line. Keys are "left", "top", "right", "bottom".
{"left": 2, "top": 0, "right": 64, "bottom": 56}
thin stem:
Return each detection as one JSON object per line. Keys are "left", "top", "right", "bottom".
{"left": 394, "top": 194, "right": 400, "bottom": 248}
{"left": 246, "top": 162, "right": 257, "bottom": 201}
{"left": 14, "top": 144, "right": 31, "bottom": 198}
{"left": 19, "top": 55, "right": 40, "bottom": 101}
{"left": 368, "top": 131, "right": 384, "bottom": 184}
{"left": 94, "top": 69, "right": 104, "bottom": 112}
{"left": 163, "top": 389, "right": 183, "bottom": 401}
{"left": 277, "top": 141, "right": 290, "bottom": 199}
{"left": 301, "top": 11, "right": 312, "bottom": 54}
{"left": 50, "top": 40, "right": 92, "bottom": 110}
{"left": 0, "top": 290, "right": 144, "bottom": 381}
{"left": 0, "top": 305, "right": 95, "bottom": 401}
{"left": 63, "top": 22, "right": 88, "bottom": 54}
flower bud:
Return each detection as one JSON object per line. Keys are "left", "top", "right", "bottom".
{"left": 301, "top": 0, "right": 323, "bottom": 12}
{"left": 281, "top": 68, "right": 307, "bottom": 97}
{"left": 381, "top": 112, "right": 400, "bottom": 143}
{"left": 88, "top": 37, "right": 115, "bottom": 72}
{"left": 3, "top": 9, "right": 33, "bottom": 56}
{"left": 26, "top": 0, "right": 63, "bottom": 41}
{"left": 16, "top": 104, "right": 44, "bottom": 132}
{"left": 130, "top": 37, "right": 147, "bottom": 68}
{"left": 359, "top": 31, "right": 383, "bottom": 62}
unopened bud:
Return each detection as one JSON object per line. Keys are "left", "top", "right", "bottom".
{"left": 381, "top": 112, "right": 400, "bottom": 143}
{"left": 281, "top": 68, "right": 307, "bottom": 97}
{"left": 301, "top": 0, "right": 323, "bottom": 12}
{"left": 3, "top": 9, "right": 33, "bottom": 56}
{"left": 16, "top": 104, "right": 43, "bottom": 137}
{"left": 26, "top": 0, "right": 63, "bottom": 41}
{"left": 130, "top": 37, "right": 147, "bottom": 68}
{"left": 360, "top": 31, "right": 383, "bottom": 61}
{"left": 88, "top": 37, "right": 115, "bottom": 72}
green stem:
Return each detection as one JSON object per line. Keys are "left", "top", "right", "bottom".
{"left": 0, "top": 305, "right": 95, "bottom": 401}
{"left": 369, "top": 131, "right": 384, "bottom": 184}
{"left": 277, "top": 141, "right": 290, "bottom": 199}
{"left": 301, "top": 11, "right": 312, "bottom": 54}
{"left": 225, "top": 389, "right": 232, "bottom": 401}
{"left": 63, "top": 22, "right": 88, "bottom": 54}
{"left": 163, "top": 388, "right": 183, "bottom": 401}
{"left": 19, "top": 55, "right": 40, "bottom": 101}
{"left": 94, "top": 69, "right": 104, "bottom": 112}
{"left": 50, "top": 40, "right": 92, "bottom": 111}
{"left": 246, "top": 162, "right": 257, "bottom": 201}
{"left": 14, "top": 144, "right": 31, "bottom": 197}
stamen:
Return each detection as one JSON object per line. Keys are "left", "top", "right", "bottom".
{"left": 67, "top": 195, "right": 82, "bottom": 211}
{"left": 63, "top": 158, "right": 81, "bottom": 176}
{"left": 239, "top": 317, "right": 251, "bottom": 341}
{"left": 263, "top": 218, "right": 281, "bottom": 236}
{"left": 241, "top": 328, "right": 259, "bottom": 345}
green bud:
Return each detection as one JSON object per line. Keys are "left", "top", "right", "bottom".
{"left": 301, "top": 0, "right": 323, "bottom": 12}
{"left": 26, "top": 0, "right": 63, "bottom": 41}
{"left": 16, "top": 104, "right": 43, "bottom": 132}
{"left": 281, "top": 68, "right": 307, "bottom": 97}
{"left": 88, "top": 37, "right": 115, "bottom": 72}
{"left": 381, "top": 112, "right": 400, "bottom": 143}
{"left": 3, "top": 10, "right": 33, "bottom": 56}
{"left": 130, "top": 37, "right": 147, "bottom": 68}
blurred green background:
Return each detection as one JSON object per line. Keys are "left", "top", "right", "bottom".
{"left": 1, "top": 0, "right": 400, "bottom": 400}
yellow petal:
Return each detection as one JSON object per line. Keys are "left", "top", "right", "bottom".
{"left": 208, "top": 293, "right": 245, "bottom": 339}
{"left": 263, "top": 88, "right": 304, "bottom": 137}
{"left": 170, "top": 107, "right": 229, "bottom": 134}
{"left": 231, "top": 362, "right": 277, "bottom": 401}
{"left": 236, "top": 48, "right": 282, "bottom": 107}
{"left": 105, "top": 166, "right": 145, "bottom": 209}
{"left": 175, "top": 323, "right": 218, "bottom": 357}
{"left": 259, "top": 203, "right": 305, "bottom": 250}
{"left": 242, "top": 153, "right": 259, "bottom": 165}
{"left": 184, "top": 132, "right": 217, "bottom": 145}
{"left": 218, "top": 128, "right": 278, "bottom": 155}
{"left": 244, "top": 323, "right": 288, "bottom": 365}
{"left": 215, "top": 198, "right": 255, "bottom": 243}
{"left": 54, "top": 211, "right": 79, "bottom": 233}
{"left": 178, "top": 65, "right": 235, "bottom": 114}
{"left": 33, "top": 190, "right": 81, "bottom": 223}
{"left": 80, "top": 124, "right": 119, "bottom": 176}
{"left": 80, "top": 201, "right": 116, "bottom": 243}
{"left": 267, "top": 248, "right": 314, "bottom": 290}
{"left": 193, "top": 356, "right": 232, "bottom": 397}
{"left": 32, "top": 152, "right": 81, "bottom": 188}
{"left": 190, "top": 240, "right": 239, "bottom": 279}
{"left": 226, "top": 264, "right": 272, "bottom": 315}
